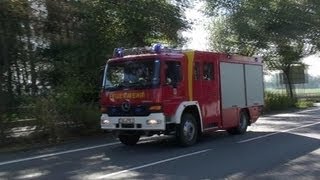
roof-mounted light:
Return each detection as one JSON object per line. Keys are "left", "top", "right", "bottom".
{"left": 113, "top": 48, "right": 124, "bottom": 57}
{"left": 152, "top": 43, "right": 162, "bottom": 54}
{"left": 111, "top": 43, "right": 182, "bottom": 58}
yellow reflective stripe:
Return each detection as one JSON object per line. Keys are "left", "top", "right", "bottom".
{"left": 184, "top": 51, "right": 195, "bottom": 101}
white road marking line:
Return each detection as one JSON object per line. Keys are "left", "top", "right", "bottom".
{"left": 97, "top": 149, "right": 212, "bottom": 179}
{"left": 297, "top": 107, "right": 320, "bottom": 113}
{"left": 238, "top": 121, "right": 320, "bottom": 143}
{"left": 0, "top": 142, "right": 121, "bottom": 166}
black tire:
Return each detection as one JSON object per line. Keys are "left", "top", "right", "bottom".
{"left": 226, "top": 128, "right": 237, "bottom": 135}
{"left": 227, "top": 111, "right": 249, "bottom": 135}
{"left": 176, "top": 113, "right": 199, "bottom": 146}
{"left": 118, "top": 134, "right": 140, "bottom": 146}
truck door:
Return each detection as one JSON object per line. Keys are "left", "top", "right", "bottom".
{"left": 193, "top": 53, "right": 220, "bottom": 129}
{"left": 201, "top": 61, "right": 220, "bottom": 129}
{"left": 162, "top": 60, "right": 186, "bottom": 116}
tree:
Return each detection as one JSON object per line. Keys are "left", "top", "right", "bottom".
{"left": 209, "top": 17, "right": 257, "bottom": 56}
{"left": 41, "top": 0, "right": 188, "bottom": 103}
{"left": 206, "top": 0, "right": 320, "bottom": 98}
{"left": 264, "top": 41, "right": 305, "bottom": 98}
{"left": 0, "top": 0, "right": 188, "bottom": 142}
{"left": 0, "top": 0, "right": 188, "bottom": 103}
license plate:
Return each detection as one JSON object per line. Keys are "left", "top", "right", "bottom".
{"left": 119, "top": 118, "right": 135, "bottom": 124}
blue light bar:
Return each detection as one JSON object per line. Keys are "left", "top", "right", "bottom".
{"left": 112, "top": 43, "right": 182, "bottom": 57}
{"left": 152, "top": 43, "right": 162, "bottom": 54}
{"left": 114, "top": 48, "right": 124, "bottom": 57}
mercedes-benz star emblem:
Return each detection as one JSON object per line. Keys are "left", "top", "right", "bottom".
{"left": 121, "top": 101, "right": 131, "bottom": 112}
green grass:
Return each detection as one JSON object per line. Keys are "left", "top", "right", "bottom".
{"left": 295, "top": 100, "right": 314, "bottom": 109}
{"left": 265, "top": 88, "right": 320, "bottom": 95}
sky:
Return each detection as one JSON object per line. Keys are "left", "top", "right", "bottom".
{"left": 303, "top": 54, "right": 320, "bottom": 77}
{"left": 182, "top": 1, "right": 210, "bottom": 51}
{"left": 183, "top": 3, "right": 320, "bottom": 77}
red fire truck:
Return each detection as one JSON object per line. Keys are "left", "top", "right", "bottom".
{"left": 100, "top": 45, "right": 264, "bottom": 146}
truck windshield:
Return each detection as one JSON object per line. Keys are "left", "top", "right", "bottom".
{"left": 103, "top": 59, "right": 160, "bottom": 91}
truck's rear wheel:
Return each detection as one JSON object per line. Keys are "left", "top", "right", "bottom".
{"left": 118, "top": 134, "right": 140, "bottom": 146}
{"left": 227, "top": 111, "right": 248, "bottom": 135}
{"left": 177, "top": 113, "right": 198, "bottom": 146}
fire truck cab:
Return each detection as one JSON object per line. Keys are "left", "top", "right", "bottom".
{"left": 100, "top": 45, "right": 264, "bottom": 146}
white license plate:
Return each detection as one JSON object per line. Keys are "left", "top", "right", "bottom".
{"left": 119, "top": 118, "right": 135, "bottom": 124}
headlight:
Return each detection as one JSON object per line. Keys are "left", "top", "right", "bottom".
{"left": 101, "top": 119, "right": 110, "bottom": 124}
{"left": 146, "top": 119, "right": 161, "bottom": 125}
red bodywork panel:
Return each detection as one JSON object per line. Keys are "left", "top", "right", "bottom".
{"left": 160, "top": 54, "right": 188, "bottom": 116}
{"left": 192, "top": 52, "right": 222, "bottom": 129}
{"left": 100, "top": 88, "right": 162, "bottom": 107}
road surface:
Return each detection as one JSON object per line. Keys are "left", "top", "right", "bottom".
{"left": 0, "top": 107, "right": 320, "bottom": 180}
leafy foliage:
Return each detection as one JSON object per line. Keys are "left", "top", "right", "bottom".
{"left": 264, "top": 92, "right": 296, "bottom": 112}
{"left": 206, "top": 0, "right": 320, "bottom": 98}
{"left": 0, "top": 0, "right": 187, "bottom": 144}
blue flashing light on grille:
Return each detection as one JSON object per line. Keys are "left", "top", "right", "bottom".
{"left": 111, "top": 107, "right": 118, "bottom": 113}
{"left": 134, "top": 106, "right": 147, "bottom": 116}
{"left": 135, "top": 107, "right": 144, "bottom": 113}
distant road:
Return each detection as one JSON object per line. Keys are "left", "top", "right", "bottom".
{"left": 0, "top": 107, "right": 320, "bottom": 179}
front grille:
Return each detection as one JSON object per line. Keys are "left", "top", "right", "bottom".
{"left": 107, "top": 105, "right": 150, "bottom": 117}
{"left": 121, "top": 124, "right": 134, "bottom": 128}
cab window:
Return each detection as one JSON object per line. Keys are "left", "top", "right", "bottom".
{"left": 165, "top": 61, "right": 181, "bottom": 85}
{"left": 194, "top": 62, "right": 200, "bottom": 80}
{"left": 203, "top": 63, "right": 214, "bottom": 80}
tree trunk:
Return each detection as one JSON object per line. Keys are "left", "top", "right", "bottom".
{"left": 283, "top": 67, "right": 295, "bottom": 99}
{"left": 25, "top": 9, "right": 37, "bottom": 96}
{"left": 0, "top": 22, "right": 7, "bottom": 96}
{"left": 0, "top": 21, "right": 13, "bottom": 99}
{"left": 14, "top": 58, "right": 22, "bottom": 95}
{"left": 19, "top": 35, "right": 30, "bottom": 94}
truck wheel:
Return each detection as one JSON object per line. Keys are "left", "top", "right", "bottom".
{"left": 118, "top": 134, "right": 140, "bottom": 146}
{"left": 227, "top": 111, "right": 248, "bottom": 135}
{"left": 177, "top": 113, "right": 198, "bottom": 146}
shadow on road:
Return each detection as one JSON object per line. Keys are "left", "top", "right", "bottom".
{"left": 98, "top": 131, "right": 320, "bottom": 180}
{"left": 1, "top": 107, "right": 320, "bottom": 179}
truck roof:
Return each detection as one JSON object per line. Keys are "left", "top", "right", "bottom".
{"left": 109, "top": 47, "right": 262, "bottom": 65}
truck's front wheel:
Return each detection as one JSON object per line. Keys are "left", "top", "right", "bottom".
{"left": 177, "top": 113, "right": 198, "bottom": 146}
{"left": 118, "top": 134, "right": 140, "bottom": 146}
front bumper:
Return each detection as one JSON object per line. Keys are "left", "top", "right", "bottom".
{"left": 101, "top": 113, "right": 166, "bottom": 130}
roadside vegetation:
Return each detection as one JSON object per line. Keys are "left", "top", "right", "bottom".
{"left": 0, "top": 0, "right": 188, "bottom": 149}
{"left": 264, "top": 92, "right": 315, "bottom": 112}
{"left": 206, "top": 0, "right": 320, "bottom": 112}
{"left": 1, "top": 0, "right": 320, "bottom": 151}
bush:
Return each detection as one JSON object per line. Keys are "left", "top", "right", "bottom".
{"left": 67, "top": 103, "right": 101, "bottom": 136}
{"left": 32, "top": 94, "right": 100, "bottom": 143}
{"left": 264, "top": 92, "right": 297, "bottom": 112}
{"left": 32, "top": 96, "right": 65, "bottom": 143}
{"left": 0, "top": 114, "right": 11, "bottom": 144}
{"left": 295, "top": 99, "right": 314, "bottom": 109}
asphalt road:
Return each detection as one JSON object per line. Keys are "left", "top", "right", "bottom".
{"left": 1, "top": 107, "right": 320, "bottom": 180}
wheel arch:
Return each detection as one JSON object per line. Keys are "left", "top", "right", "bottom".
{"left": 174, "top": 101, "right": 203, "bottom": 132}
